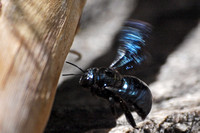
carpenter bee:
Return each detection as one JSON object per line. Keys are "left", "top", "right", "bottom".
{"left": 63, "top": 20, "right": 152, "bottom": 128}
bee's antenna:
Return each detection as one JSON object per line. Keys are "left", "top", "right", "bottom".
{"left": 65, "top": 61, "right": 85, "bottom": 73}
{"left": 62, "top": 74, "right": 82, "bottom": 76}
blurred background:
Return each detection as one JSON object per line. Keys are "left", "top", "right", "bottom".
{"left": 45, "top": 0, "right": 200, "bottom": 132}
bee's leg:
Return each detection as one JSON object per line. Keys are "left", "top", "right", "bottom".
{"left": 109, "top": 97, "right": 116, "bottom": 116}
{"left": 119, "top": 100, "right": 136, "bottom": 128}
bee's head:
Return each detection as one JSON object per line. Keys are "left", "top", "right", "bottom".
{"left": 79, "top": 68, "right": 98, "bottom": 88}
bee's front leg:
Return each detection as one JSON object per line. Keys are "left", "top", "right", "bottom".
{"left": 109, "top": 97, "right": 117, "bottom": 116}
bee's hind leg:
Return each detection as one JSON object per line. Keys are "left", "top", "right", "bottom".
{"left": 119, "top": 100, "right": 136, "bottom": 128}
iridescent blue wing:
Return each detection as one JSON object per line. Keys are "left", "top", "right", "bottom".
{"left": 110, "top": 20, "right": 151, "bottom": 70}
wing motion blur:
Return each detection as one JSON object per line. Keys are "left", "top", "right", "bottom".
{"left": 110, "top": 20, "right": 151, "bottom": 70}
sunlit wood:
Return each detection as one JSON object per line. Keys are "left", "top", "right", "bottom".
{"left": 0, "top": 0, "right": 86, "bottom": 132}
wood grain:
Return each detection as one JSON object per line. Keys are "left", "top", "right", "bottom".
{"left": 0, "top": 0, "right": 86, "bottom": 132}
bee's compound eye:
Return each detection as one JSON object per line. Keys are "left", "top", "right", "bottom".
{"left": 87, "top": 71, "right": 94, "bottom": 80}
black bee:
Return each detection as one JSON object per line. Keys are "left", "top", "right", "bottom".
{"left": 63, "top": 20, "right": 152, "bottom": 128}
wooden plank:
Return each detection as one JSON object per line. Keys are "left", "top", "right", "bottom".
{"left": 0, "top": 0, "right": 86, "bottom": 132}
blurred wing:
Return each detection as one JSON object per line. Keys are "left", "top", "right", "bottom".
{"left": 110, "top": 20, "right": 151, "bottom": 70}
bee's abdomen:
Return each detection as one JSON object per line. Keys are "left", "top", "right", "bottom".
{"left": 112, "top": 76, "right": 152, "bottom": 119}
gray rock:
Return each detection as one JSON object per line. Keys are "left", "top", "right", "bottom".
{"left": 45, "top": 0, "right": 200, "bottom": 132}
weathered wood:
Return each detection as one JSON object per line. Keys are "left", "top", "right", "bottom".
{"left": 0, "top": 0, "right": 86, "bottom": 133}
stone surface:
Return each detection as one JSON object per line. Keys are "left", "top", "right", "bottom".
{"left": 45, "top": 0, "right": 200, "bottom": 133}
